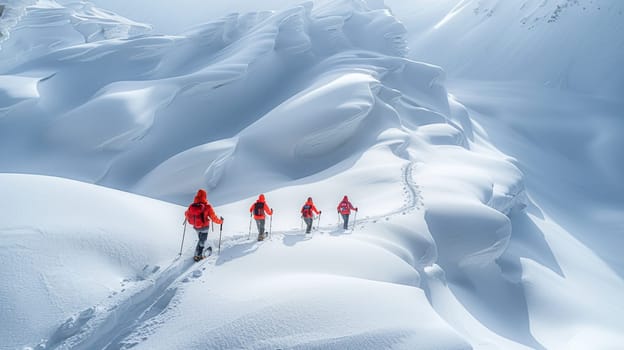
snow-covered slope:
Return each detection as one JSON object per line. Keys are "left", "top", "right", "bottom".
{"left": 390, "top": 0, "right": 624, "bottom": 96}
{"left": 0, "top": 0, "right": 150, "bottom": 71}
{"left": 0, "top": 174, "right": 184, "bottom": 349}
{"left": 87, "top": 0, "right": 307, "bottom": 35}
{"left": 1, "top": 0, "right": 623, "bottom": 349}
{"left": 1, "top": 0, "right": 411, "bottom": 204}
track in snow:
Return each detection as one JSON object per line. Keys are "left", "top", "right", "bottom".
{"left": 35, "top": 160, "right": 425, "bottom": 349}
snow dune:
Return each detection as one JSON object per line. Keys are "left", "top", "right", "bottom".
{"left": 1, "top": 0, "right": 623, "bottom": 349}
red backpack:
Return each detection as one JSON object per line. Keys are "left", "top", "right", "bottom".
{"left": 186, "top": 202, "right": 210, "bottom": 228}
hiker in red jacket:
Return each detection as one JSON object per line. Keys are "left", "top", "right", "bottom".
{"left": 249, "top": 194, "right": 273, "bottom": 241}
{"left": 337, "top": 195, "right": 358, "bottom": 230}
{"left": 185, "top": 189, "right": 223, "bottom": 261}
{"left": 301, "top": 197, "right": 320, "bottom": 234}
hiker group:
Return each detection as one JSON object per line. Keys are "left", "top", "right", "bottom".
{"left": 184, "top": 189, "right": 358, "bottom": 261}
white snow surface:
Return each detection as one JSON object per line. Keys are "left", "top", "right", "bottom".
{"left": 389, "top": 0, "right": 624, "bottom": 96}
{"left": 1, "top": 1, "right": 623, "bottom": 349}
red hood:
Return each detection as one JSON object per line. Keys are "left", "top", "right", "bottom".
{"left": 194, "top": 189, "right": 207, "bottom": 204}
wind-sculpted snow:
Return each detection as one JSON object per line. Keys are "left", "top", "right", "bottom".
{"left": 3, "top": 1, "right": 623, "bottom": 350}
{"left": 0, "top": 0, "right": 150, "bottom": 71}
{"left": 1, "top": 0, "right": 420, "bottom": 203}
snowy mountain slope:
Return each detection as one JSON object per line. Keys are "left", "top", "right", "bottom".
{"left": 1, "top": 0, "right": 416, "bottom": 204}
{"left": 0, "top": 174, "right": 185, "bottom": 349}
{"left": 384, "top": 0, "right": 624, "bottom": 282}
{"left": 447, "top": 79, "right": 624, "bottom": 279}
{"left": 86, "top": 0, "right": 308, "bottom": 35}
{"left": 0, "top": 0, "right": 150, "bottom": 71}
{"left": 1, "top": 0, "right": 623, "bottom": 349}
{"left": 389, "top": 0, "right": 624, "bottom": 96}
{"left": 88, "top": 0, "right": 624, "bottom": 95}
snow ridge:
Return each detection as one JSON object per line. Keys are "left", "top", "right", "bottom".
{"left": 0, "top": 0, "right": 150, "bottom": 71}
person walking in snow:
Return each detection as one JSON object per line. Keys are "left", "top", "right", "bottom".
{"left": 250, "top": 194, "right": 274, "bottom": 241}
{"left": 337, "top": 195, "right": 358, "bottom": 230}
{"left": 301, "top": 197, "right": 321, "bottom": 234}
{"left": 185, "top": 189, "right": 224, "bottom": 261}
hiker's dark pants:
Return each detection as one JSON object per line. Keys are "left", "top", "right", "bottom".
{"left": 255, "top": 219, "right": 266, "bottom": 237}
{"left": 194, "top": 227, "right": 209, "bottom": 256}
{"left": 304, "top": 217, "right": 313, "bottom": 233}
{"left": 341, "top": 213, "right": 350, "bottom": 229}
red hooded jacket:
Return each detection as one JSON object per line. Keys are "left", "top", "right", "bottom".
{"left": 337, "top": 196, "right": 357, "bottom": 215}
{"left": 301, "top": 197, "right": 320, "bottom": 219}
{"left": 185, "top": 189, "right": 223, "bottom": 229}
{"left": 249, "top": 194, "right": 273, "bottom": 220}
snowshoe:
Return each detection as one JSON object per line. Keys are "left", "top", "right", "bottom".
{"left": 193, "top": 247, "right": 213, "bottom": 262}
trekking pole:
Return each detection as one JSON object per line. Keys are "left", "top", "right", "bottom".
{"left": 352, "top": 211, "right": 358, "bottom": 231}
{"left": 212, "top": 221, "right": 214, "bottom": 232}
{"left": 317, "top": 212, "right": 322, "bottom": 231}
{"left": 218, "top": 221, "right": 223, "bottom": 254}
{"left": 248, "top": 213, "right": 252, "bottom": 240}
{"left": 269, "top": 214, "right": 273, "bottom": 240}
{"left": 179, "top": 219, "right": 187, "bottom": 256}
